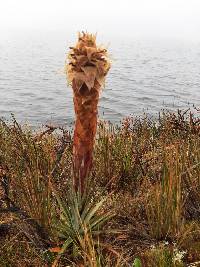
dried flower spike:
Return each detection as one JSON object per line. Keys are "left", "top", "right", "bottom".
{"left": 66, "top": 32, "right": 111, "bottom": 192}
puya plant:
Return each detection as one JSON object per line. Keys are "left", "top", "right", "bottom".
{"left": 66, "top": 32, "right": 111, "bottom": 193}
{"left": 51, "top": 181, "right": 114, "bottom": 266}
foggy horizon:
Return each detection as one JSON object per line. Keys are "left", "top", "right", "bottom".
{"left": 1, "top": 0, "right": 200, "bottom": 42}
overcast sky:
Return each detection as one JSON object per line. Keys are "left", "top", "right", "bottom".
{"left": 0, "top": 0, "right": 200, "bottom": 40}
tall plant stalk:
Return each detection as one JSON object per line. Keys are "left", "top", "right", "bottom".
{"left": 66, "top": 32, "right": 111, "bottom": 192}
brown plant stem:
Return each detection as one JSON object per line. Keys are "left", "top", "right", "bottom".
{"left": 72, "top": 80, "right": 100, "bottom": 192}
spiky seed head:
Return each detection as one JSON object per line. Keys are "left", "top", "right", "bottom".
{"left": 66, "top": 32, "right": 111, "bottom": 92}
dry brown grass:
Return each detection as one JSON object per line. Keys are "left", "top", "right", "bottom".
{"left": 0, "top": 109, "right": 200, "bottom": 266}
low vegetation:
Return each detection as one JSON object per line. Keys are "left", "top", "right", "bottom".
{"left": 0, "top": 109, "right": 200, "bottom": 266}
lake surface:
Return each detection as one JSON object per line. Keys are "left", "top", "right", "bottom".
{"left": 0, "top": 31, "right": 200, "bottom": 127}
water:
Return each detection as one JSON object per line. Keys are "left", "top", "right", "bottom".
{"left": 0, "top": 31, "right": 200, "bottom": 127}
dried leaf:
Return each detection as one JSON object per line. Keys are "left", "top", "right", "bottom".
{"left": 76, "top": 55, "right": 88, "bottom": 67}
{"left": 49, "top": 247, "right": 62, "bottom": 253}
{"left": 86, "top": 47, "right": 96, "bottom": 60}
{"left": 75, "top": 79, "right": 85, "bottom": 92}
{"left": 96, "top": 75, "right": 105, "bottom": 87}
